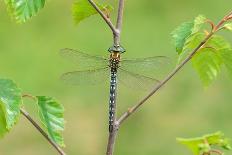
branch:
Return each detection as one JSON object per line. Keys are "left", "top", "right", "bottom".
{"left": 20, "top": 109, "right": 66, "bottom": 155}
{"left": 117, "top": 32, "right": 213, "bottom": 125}
{"left": 214, "top": 10, "right": 232, "bottom": 31}
{"left": 106, "top": 1, "right": 125, "bottom": 155}
{"left": 117, "top": 10, "right": 232, "bottom": 125}
{"left": 114, "top": 0, "right": 125, "bottom": 45}
{"left": 87, "top": 0, "right": 117, "bottom": 36}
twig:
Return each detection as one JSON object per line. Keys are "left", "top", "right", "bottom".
{"left": 114, "top": 0, "right": 125, "bottom": 45}
{"left": 20, "top": 108, "right": 66, "bottom": 155}
{"left": 87, "top": 0, "right": 117, "bottom": 36}
{"left": 105, "top": 1, "right": 125, "bottom": 155}
{"left": 117, "top": 10, "right": 232, "bottom": 125}
{"left": 117, "top": 32, "right": 213, "bottom": 125}
{"left": 214, "top": 10, "right": 232, "bottom": 31}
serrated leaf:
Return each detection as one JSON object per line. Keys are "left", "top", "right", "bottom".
{"left": 171, "top": 22, "right": 194, "bottom": 54}
{"left": 37, "top": 96, "right": 65, "bottom": 146}
{"left": 223, "top": 23, "right": 232, "bottom": 32}
{"left": 192, "top": 15, "right": 206, "bottom": 34}
{"left": 207, "top": 35, "right": 231, "bottom": 49}
{"left": 176, "top": 33, "right": 232, "bottom": 86}
{"left": 219, "top": 48, "right": 232, "bottom": 77}
{"left": 5, "top": 0, "right": 46, "bottom": 23}
{"left": 185, "top": 34, "right": 232, "bottom": 86}
{"left": 0, "top": 79, "right": 22, "bottom": 132}
{"left": 72, "top": 0, "right": 113, "bottom": 24}
{"left": 192, "top": 48, "right": 223, "bottom": 86}
{"left": 178, "top": 32, "right": 206, "bottom": 63}
{"left": 172, "top": 15, "right": 206, "bottom": 55}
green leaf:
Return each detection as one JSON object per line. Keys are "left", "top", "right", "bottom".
{"left": 37, "top": 96, "right": 65, "bottom": 146}
{"left": 72, "top": 0, "right": 113, "bottom": 24}
{"left": 171, "top": 15, "right": 206, "bottom": 54}
{"left": 0, "top": 79, "right": 22, "bottom": 132}
{"left": 177, "top": 131, "right": 231, "bottom": 155}
{"left": 177, "top": 32, "right": 206, "bottom": 63}
{"left": 207, "top": 35, "right": 231, "bottom": 49}
{"left": 219, "top": 48, "right": 232, "bottom": 77}
{"left": 181, "top": 34, "right": 231, "bottom": 86}
{"left": 223, "top": 23, "right": 232, "bottom": 32}
{"left": 192, "top": 47, "right": 223, "bottom": 86}
{"left": 192, "top": 15, "right": 206, "bottom": 34}
{"left": 171, "top": 22, "right": 194, "bottom": 54}
{"left": 5, "top": 0, "right": 46, "bottom": 23}
{"left": 220, "top": 138, "right": 232, "bottom": 150}
{"left": 205, "top": 131, "right": 224, "bottom": 144}
{"left": 177, "top": 137, "right": 204, "bottom": 155}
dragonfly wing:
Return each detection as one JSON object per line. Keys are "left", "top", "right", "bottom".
{"left": 117, "top": 68, "right": 160, "bottom": 91}
{"left": 61, "top": 67, "right": 109, "bottom": 85}
{"left": 120, "top": 56, "right": 172, "bottom": 79}
{"left": 60, "top": 48, "right": 109, "bottom": 69}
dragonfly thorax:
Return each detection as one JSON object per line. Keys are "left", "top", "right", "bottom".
{"left": 109, "top": 52, "right": 120, "bottom": 72}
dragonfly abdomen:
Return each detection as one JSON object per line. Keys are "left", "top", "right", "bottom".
{"left": 109, "top": 70, "right": 117, "bottom": 132}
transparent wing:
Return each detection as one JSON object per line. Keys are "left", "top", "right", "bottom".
{"left": 61, "top": 67, "right": 109, "bottom": 85}
{"left": 120, "top": 56, "right": 172, "bottom": 79}
{"left": 60, "top": 48, "right": 109, "bottom": 69}
{"left": 117, "top": 68, "right": 160, "bottom": 91}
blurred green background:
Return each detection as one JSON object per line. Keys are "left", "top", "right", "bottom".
{"left": 0, "top": 0, "right": 232, "bottom": 155}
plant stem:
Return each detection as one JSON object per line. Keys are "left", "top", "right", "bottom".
{"left": 20, "top": 108, "right": 66, "bottom": 155}
{"left": 106, "top": 1, "right": 125, "bottom": 155}
{"left": 87, "top": 0, "right": 125, "bottom": 154}
{"left": 114, "top": 0, "right": 125, "bottom": 45}
{"left": 87, "top": 0, "right": 117, "bottom": 37}
{"left": 117, "top": 32, "right": 213, "bottom": 125}
{"left": 106, "top": 125, "right": 119, "bottom": 155}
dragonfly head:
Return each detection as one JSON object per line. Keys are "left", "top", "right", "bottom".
{"left": 108, "top": 45, "right": 126, "bottom": 54}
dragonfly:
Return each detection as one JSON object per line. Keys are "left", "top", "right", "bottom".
{"left": 60, "top": 45, "right": 171, "bottom": 132}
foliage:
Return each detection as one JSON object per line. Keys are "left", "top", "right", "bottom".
{"left": 37, "top": 96, "right": 65, "bottom": 146}
{"left": 171, "top": 15, "right": 206, "bottom": 54}
{"left": 4, "top": 0, "right": 46, "bottom": 23}
{"left": 177, "top": 131, "right": 231, "bottom": 155}
{"left": 192, "top": 48, "right": 222, "bottom": 86}
{"left": 72, "top": 0, "right": 113, "bottom": 24}
{"left": 0, "top": 78, "right": 65, "bottom": 146}
{"left": 0, "top": 79, "right": 22, "bottom": 137}
{"left": 189, "top": 35, "right": 232, "bottom": 86}
{"left": 4, "top": 0, "right": 113, "bottom": 24}
{"left": 172, "top": 15, "right": 232, "bottom": 87}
